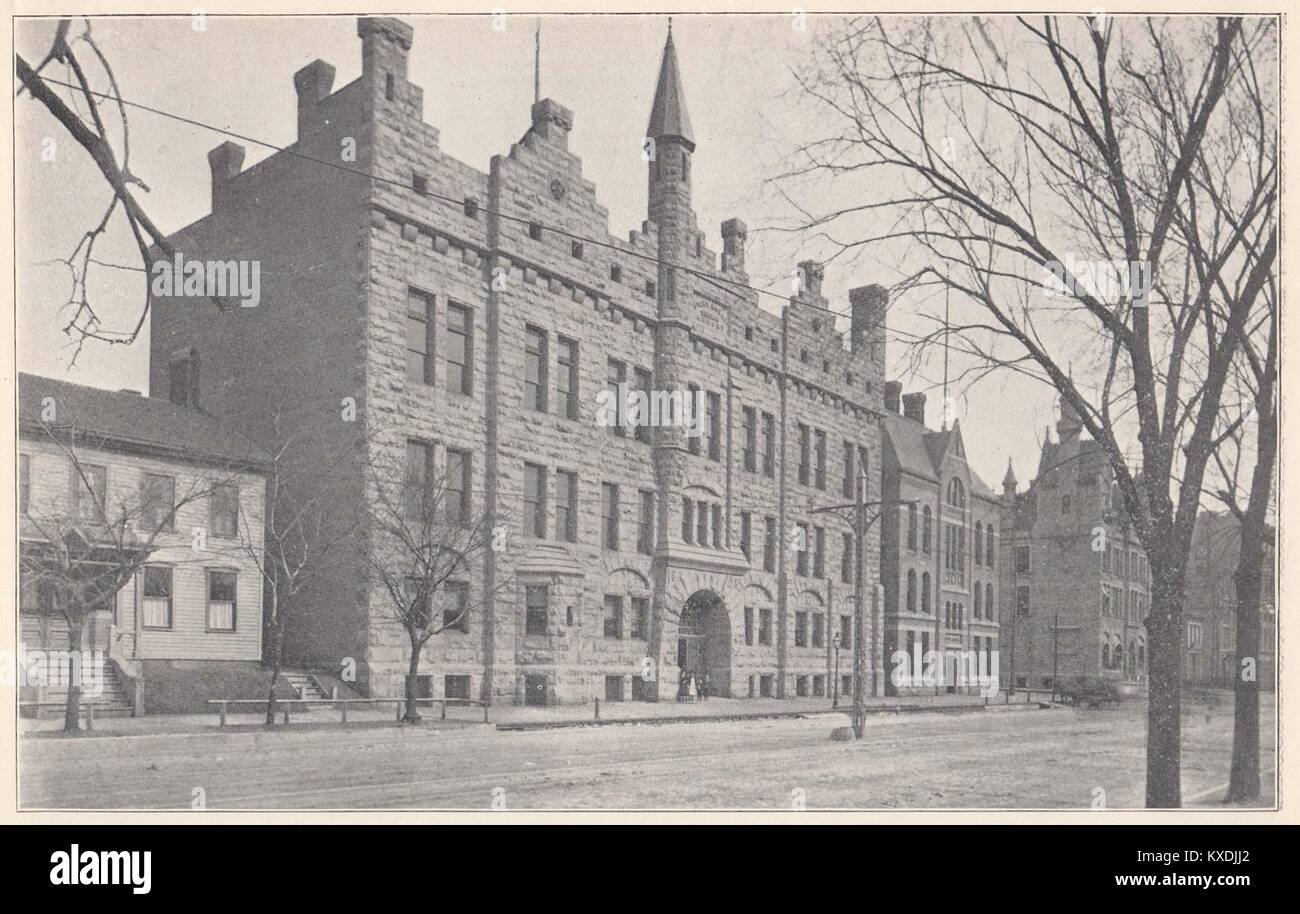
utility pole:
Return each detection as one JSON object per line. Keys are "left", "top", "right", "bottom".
{"left": 1052, "top": 606, "right": 1060, "bottom": 701}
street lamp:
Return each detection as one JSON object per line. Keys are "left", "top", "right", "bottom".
{"left": 832, "top": 633, "right": 841, "bottom": 708}
{"left": 811, "top": 484, "right": 918, "bottom": 739}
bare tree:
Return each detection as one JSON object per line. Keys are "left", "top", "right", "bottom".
{"left": 779, "top": 15, "right": 1277, "bottom": 806}
{"left": 363, "top": 444, "right": 501, "bottom": 723}
{"left": 20, "top": 424, "right": 232, "bottom": 731}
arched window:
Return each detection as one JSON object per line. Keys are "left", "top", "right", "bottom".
{"left": 922, "top": 506, "right": 932, "bottom": 553}
{"left": 906, "top": 504, "right": 918, "bottom": 551}
{"left": 986, "top": 524, "right": 994, "bottom": 567}
{"left": 921, "top": 572, "right": 931, "bottom": 613}
{"left": 906, "top": 570, "right": 917, "bottom": 613}
{"left": 1114, "top": 642, "right": 1124, "bottom": 670}
{"left": 1101, "top": 643, "right": 1110, "bottom": 668}
{"left": 975, "top": 521, "right": 983, "bottom": 565}
{"left": 1137, "top": 642, "right": 1146, "bottom": 667}
{"left": 974, "top": 583, "right": 982, "bottom": 620}
{"left": 947, "top": 478, "right": 965, "bottom": 509}
{"left": 1127, "top": 640, "right": 1136, "bottom": 676}
{"left": 986, "top": 583, "right": 994, "bottom": 619}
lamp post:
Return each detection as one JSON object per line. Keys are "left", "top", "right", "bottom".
{"left": 832, "top": 633, "right": 841, "bottom": 708}
{"left": 811, "top": 483, "right": 918, "bottom": 739}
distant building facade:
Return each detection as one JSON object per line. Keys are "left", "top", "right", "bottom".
{"left": 998, "top": 396, "right": 1149, "bottom": 691}
{"left": 18, "top": 374, "right": 269, "bottom": 713}
{"left": 148, "top": 18, "right": 891, "bottom": 705}
{"left": 880, "top": 387, "right": 1000, "bottom": 695}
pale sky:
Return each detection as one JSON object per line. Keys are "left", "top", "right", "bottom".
{"left": 15, "top": 13, "right": 1067, "bottom": 490}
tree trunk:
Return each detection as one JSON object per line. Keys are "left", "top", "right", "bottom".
{"left": 63, "top": 618, "right": 85, "bottom": 733}
{"left": 1145, "top": 577, "right": 1183, "bottom": 808}
{"left": 264, "top": 618, "right": 283, "bottom": 727}
{"left": 403, "top": 637, "right": 423, "bottom": 723}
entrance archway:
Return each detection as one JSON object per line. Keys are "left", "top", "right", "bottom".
{"left": 676, "top": 590, "right": 732, "bottom": 697}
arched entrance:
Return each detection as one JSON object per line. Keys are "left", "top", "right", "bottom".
{"left": 677, "top": 590, "right": 731, "bottom": 697}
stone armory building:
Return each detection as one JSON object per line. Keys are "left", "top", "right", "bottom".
{"left": 149, "top": 17, "right": 890, "bottom": 705}
{"left": 997, "top": 395, "right": 1150, "bottom": 692}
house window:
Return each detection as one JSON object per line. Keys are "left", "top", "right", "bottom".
{"left": 1015, "top": 545, "right": 1031, "bottom": 574}
{"left": 168, "top": 349, "right": 199, "bottom": 408}
{"left": 444, "top": 449, "right": 471, "bottom": 526}
{"left": 404, "top": 440, "right": 432, "bottom": 520}
{"left": 638, "top": 490, "right": 655, "bottom": 555}
{"left": 742, "top": 406, "right": 757, "bottom": 472}
{"left": 812, "top": 613, "right": 825, "bottom": 648}
{"left": 814, "top": 430, "right": 827, "bottom": 489}
{"left": 603, "top": 595, "right": 624, "bottom": 639}
{"left": 140, "top": 473, "right": 176, "bottom": 532}
{"left": 445, "top": 303, "right": 472, "bottom": 395}
{"left": 207, "top": 569, "right": 237, "bottom": 631}
{"left": 442, "top": 581, "right": 469, "bottom": 632}
{"left": 761, "top": 413, "right": 776, "bottom": 477}
{"left": 841, "top": 532, "right": 854, "bottom": 584}
{"left": 210, "top": 484, "right": 239, "bottom": 538}
{"left": 711, "top": 504, "right": 723, "bottom": 549}
{"left": 524, "top": 325, "right": 548, "bottom": 412}
{"left": 445, "top": 675, "right": 471, "bottom": 699}
{"left": 601, "top": 483, "right": 620, "bottom": 550}
{"left": 19, "top": 454, "right": 29, "bottom": 514}
{"left": 142, "top": 565, "right": 173, "bottom": 629}
{"left": 525, "top": 585, "right": 549, "bottom": 636}
{"left": 607, "top": 359, "right": 627, "bottom": 436}
{"left": 634, "top": 368, "right": 654, "bottom": 444}
{"left": 740, "top": 512, "right": 752, "bottom": 561}
{"left": 759, "top": 608, "right": 773, "bottom": 646}
{"left": 556, "top": 470, "right": 578, "bottom": 543}
{"left": 406, "top": 289, "right": 434, "bottom": 385}
{"left": 813, "top": 526, "right": 826, "bottom": 578}
{"left": 682, "top": 498, "right": 694, "bottom": 544}
{"left": 797, "top": 424, "right": 811, "bottom": 485}
{"left": 74, "top": 463, "right": 107, "bottom": 521}
{"left": 696, "top": 499, "right": 708, "bottom": 545}
{"left": 631, "top": 597, "right": 649, "bottom": 640}
{"left": 763, "top": 516, "right": 777, "bottom": 572}
{"left": 795, "top": 523, "right": 810, "bottom": 576}
{"left": 1016, "top": 585, "right": 1030, "bottom": 617}
{"left": 557, "top": 336, "right": 579, "bottom": 419}
{"left": 744, "top": 606, "right": 754, "bottom": 645}
{"left": 523, "top": 462, "right": 547, "bottom": 538}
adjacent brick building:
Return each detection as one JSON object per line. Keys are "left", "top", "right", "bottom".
{"left": 149, "top": 18, "right": 890, "bottom": 705}
{"left": 880, "top": 387, "right": 1000, "bottom": 695}
{"left": 998, "top": 396, "right": 1150, "bottom": 691}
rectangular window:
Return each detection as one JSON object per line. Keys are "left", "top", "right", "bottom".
{"left": 406, "top": 288, "right": 434, "bottom": 385}
{"left": 795, "top": 612, "right": 808, "bottom": 647}
{"left": 631, "top": 597, "right": 649, "bottom": 640}
{"left": 763, "top": 516, "right": 777, "bottom": 572}
{"left": 19, "top": 454, "right": 29, "bottom": 514}
{"left": 74, "top": 463, "right": 107, "bottom": 521}
{"left": 687, "top": 384, "right": 702, "bottom": 456}
{"left": 739, "top": 512, "right": 752, "bottom": 561}
{"left": 696, "top": 499, "right": 708, "bottom": 546}
{"left": 761, "top": 413, "right": 776, "bottom": 477}
{"left": 813, "top": 526, "right": 826, "bottom": 578}
{"left": 444, "top": 449, "right": 471, "bottom": 526}
{"left": 711, "top": 504, "right": 723, "bottom": 549}
{"left": 1016, "top": 585, "right": 1031, "bottom": 617}
{"left": 796, "top": 675, "right": 808, "bottom": 697}
{"left": 813, "top": 675, "right": 825, "bottom": 698}
{"left": 525, "top": 584, "right": 549, "bottom": 636}
{"left": 759, "top": 608, "right": 773, "bottom": 646}
{"left": 207, "top": 569, "right": 237, "bottom": 631}
{"left": 796, "top": 523, "right": 810, "bottom": 577}
{"left": 744, "top": 606, "right": 754, "bottom": 645}
{"left": 812, "top": 613, "right": 825, "bottom": 648}
{"left": 142, "top": 565, "right": 173, "bottom": 629}
{"left": 555, "top": 470, "right": 578, "bottom": 543}
{"left": 404, "top": 440, "right": 432, "bottom": 520}
{"left": 841, "top": 532, "right": 854, "bottom": 584}
{"left": 798, "top": 424, "right": 811, "bottom": 485}
{"left": 607, "top": 359, "right": 627, "bottom": 436}
{"left": 557, "top": 336, "right": 579, "bottom": 420}
{"left": 814, "top": 430, "right": 827, "bottom": 490}
{"left": 525, "top": 325, "right": 548, "bottom": 412}
{"left": 168, "top": 351, "right": 199, "bottom": 408}
{"left": 523, "top": 463, "right": 547, "bottom": 538}
{"left": 442, "top": 581, "right": 469, "bottom": 632}
{"left": 604, "top": 675, "right": 625, "bottom": 701}
{"left": 141, "top": 472, "right": 176, "bottom": 532}
{"left": 706, "top": 391, "right": 722, "bottom": 461}
{"left": 682, "top": 498, "right": 694, "bottom": 544}
{"left": 210, "top": 484, "right": 239, "bottom": 539}
{"left": 840, "top": 615, "right": 852, "bottom": 649}
{"left": 637, "top": 490, "right": 655, "bottom": 555}
{"left": 603, "top": 594, "right": 624, "bottom": 639}
{"left": 1015, "top": 545, "right": 1031, "bottom": 574}
{"left": 634, "top": 367, "right": 654, "bottom": 444}
{"left": 759, "top": 674, "right": 774, "bottom": 697}
{"left": 842, "top": 441, "right": 855, "bottom": 498}
{"left": 601, "top": 483, "right": 620, "bottom": 550}
{"left": 445, "top": 675, "right": 471, "bottom": 700}
{"left": 446, "top": 303, "right": 472, "bottom": 395}
{"left": 742, "top": 407, "right": 756, "bottom": 472}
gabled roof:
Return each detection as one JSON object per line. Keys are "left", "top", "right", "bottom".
{"left": 883, "top": 414, "right": 997, "bottom": 499}
{"left": 18, "top": 373, "right": 270, "bottom": 469}
{"left": 646, "top": 23, "right": 695, "bottom": 150}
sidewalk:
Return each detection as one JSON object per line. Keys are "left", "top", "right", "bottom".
{"left": 19, "top": 691, "right": 1026, "bottom": 739}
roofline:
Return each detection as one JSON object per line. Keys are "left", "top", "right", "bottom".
{"left": 18, "top": 418, "right": 272, "bottom": 474}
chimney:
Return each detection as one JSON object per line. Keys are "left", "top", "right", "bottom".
{"left": 721, "top": 218, "right": 747, "bottom": 273}
{"left": 902, "top": 392, "right": 926, "bottom": 424}
{"left": 797, "top": 260, "right": 824, "bottom": 300}
{"left": 358, "top": 16, "right": 413, "bottom": 84}
{"left": 885, "top": 381, "right": 902, "bottom": 414}
{"left": 207, "top": 142, "right": 245, "bottom": 211}
{"left": 849, "top": 284, "right": 888, "bottom": 354}
{"left": 530, "top": 98, "right": 574, "bottom": 147}
{"left": 293, "top": 59, "right": 336, "bottom": 143}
